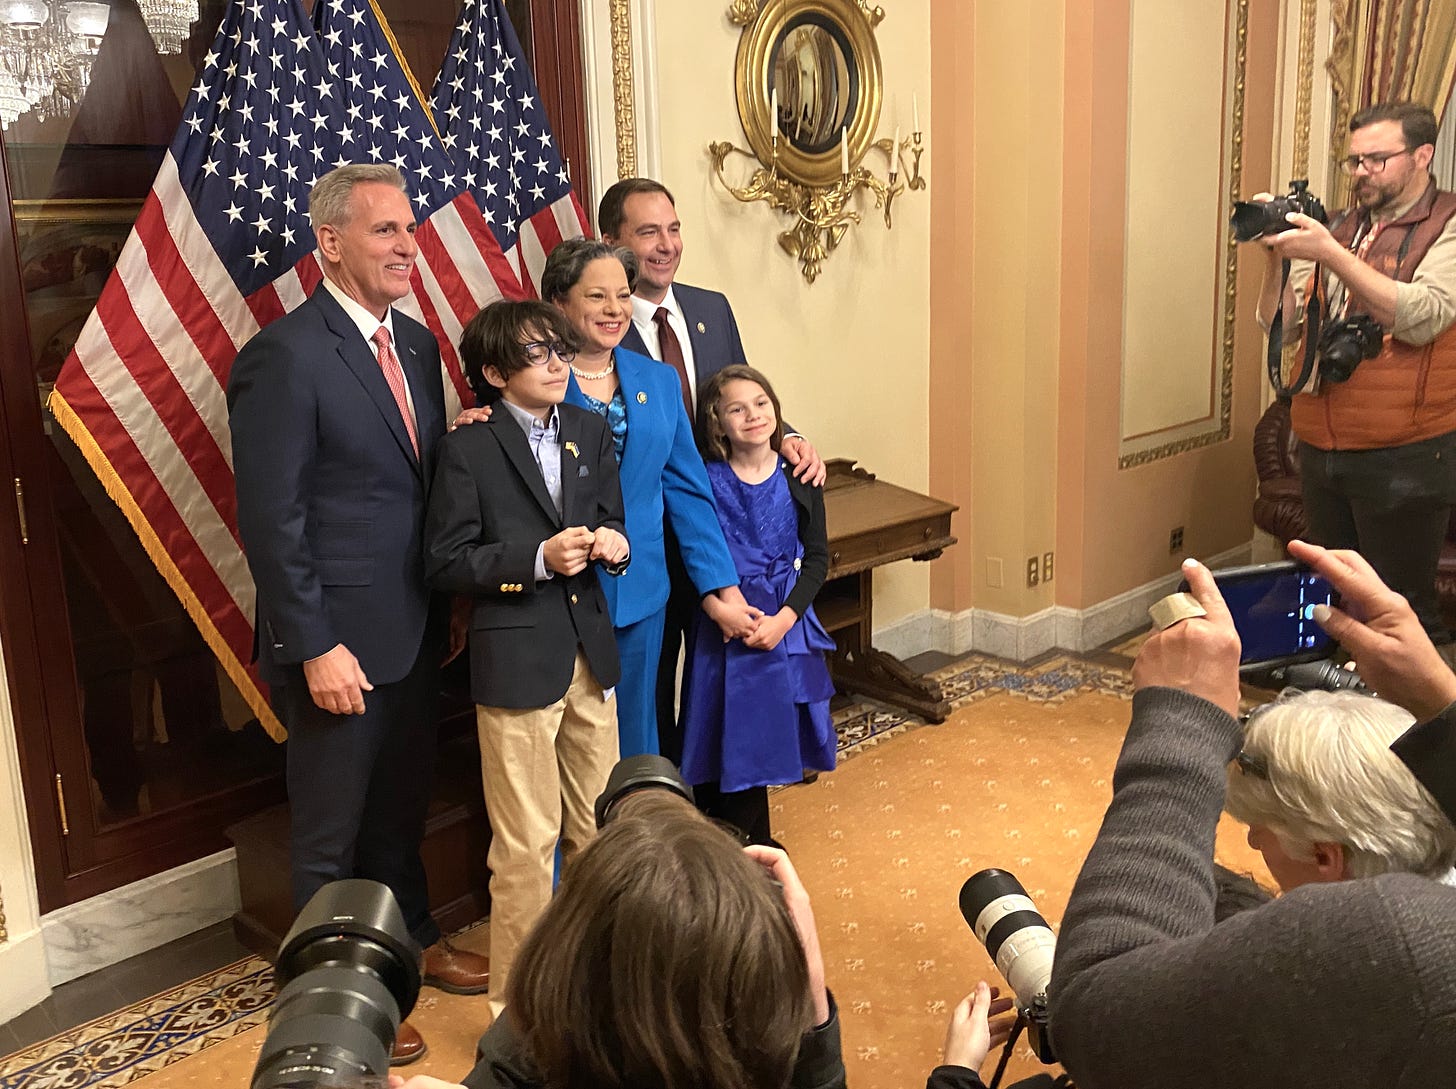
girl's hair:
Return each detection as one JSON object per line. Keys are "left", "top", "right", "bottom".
{"left": 505, "top": 792, "right": 814, "bottom": 1089}
{"left": 696, "top": 364, "right": 786, "bottom": 462}
{"left": 458, "top": 299, "right": 582, "bottom": 404}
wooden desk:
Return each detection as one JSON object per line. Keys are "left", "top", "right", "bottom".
{"left": 816, "top": 460, "right": 958, "bottom": 722}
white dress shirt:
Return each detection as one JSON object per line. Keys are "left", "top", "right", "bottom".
{"left": 322, "top": 276, "right": 419, "bottom": 428}
{"left": 629, "top": 286, "right": 699, "bottom": 406}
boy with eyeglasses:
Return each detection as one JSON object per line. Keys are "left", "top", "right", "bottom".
{"left": 425, "top": 299, "right": 630, "bottom": 1019}
{"left": 1254, "top": 100, "right": 1456, "bottom": 649}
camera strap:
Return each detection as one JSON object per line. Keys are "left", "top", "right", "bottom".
{"left": 1266, "top": 257, "right": 1323, "bottom": 399}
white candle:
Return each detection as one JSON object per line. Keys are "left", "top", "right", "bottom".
{"left": 893, "top": 124, "right": 902, "bottom": 153}
{"left": 771, "top": 87, "right": 778, "bottom": 138}
{"left": 913, "top": 93, "right": 920, "bottom": 134}
{"left": 841, "top": 127, "right": 850, "bottom": 175}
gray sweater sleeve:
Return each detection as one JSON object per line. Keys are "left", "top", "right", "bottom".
{"left": 1046, "top": 687, "right": 1451, "bottom": 1089}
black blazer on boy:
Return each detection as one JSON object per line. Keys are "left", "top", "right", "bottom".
{"left": 424, "top": 403, "right": 625, "bottom": 709}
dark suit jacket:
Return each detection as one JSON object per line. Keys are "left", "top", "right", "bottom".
{"left": 228, "top": 285, "right": 447, "bottom": 687}
{"left": 423, "top": 403, "right": 625, "bottom": 708}
{"left": 619, "top": 282, "right": 747, "bottom": 389}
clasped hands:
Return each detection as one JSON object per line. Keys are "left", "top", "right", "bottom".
{"left": 545, "top": 525, "right": 629, "bottom": 577}
{"left": 702, "top": 585, "right": 798, "bottom": 651}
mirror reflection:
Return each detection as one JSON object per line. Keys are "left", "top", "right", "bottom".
{"left": 771, "top": 17, "right": 854, "bottom": 155}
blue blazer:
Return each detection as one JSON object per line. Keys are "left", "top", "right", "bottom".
{"left": 229, "top": 286, "right": 447, "bottom": 686}
{"left": 619, "top": 282, "right": 747, "bottom": 390}
{"left": 565, "top": 346, "right": 737, "bottom": 629}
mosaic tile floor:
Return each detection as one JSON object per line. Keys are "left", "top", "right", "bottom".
{"left": 0, "top": 650, "right": 1135, "bottom": 1089}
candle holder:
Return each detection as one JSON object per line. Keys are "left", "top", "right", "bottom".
{"left": 709, "top": 0, "right": 927, "bottom": 284}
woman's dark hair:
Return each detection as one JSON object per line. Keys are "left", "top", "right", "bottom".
{"left": 458, "top": 299, "right": 582, "bottom": 404}
{"left": 505, "top": 792, "right": 814, "bottom": 1089}
{"left": 539, "top": 237, "right": 639, "bottom": 303}
{"left": 696, "top": 364, "right": 786, "bottom": 462}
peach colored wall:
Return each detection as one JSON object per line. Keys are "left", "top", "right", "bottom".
{"left": 932, "top": 0, "right": 1281, "bottom": 618}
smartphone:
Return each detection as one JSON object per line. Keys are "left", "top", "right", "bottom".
{"left": 1178, "top": 560, "right": 1339, "bottom": 667}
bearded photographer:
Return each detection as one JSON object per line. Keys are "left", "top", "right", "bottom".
{"left": 1252, "top": 101, "right": 1456, "bottom": 645}
{"left": 1046, "top": 553, "right": 1456, "bottom": 1089}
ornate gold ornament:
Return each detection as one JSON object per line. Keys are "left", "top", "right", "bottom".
{"left": 610, "top": 0, "right": 636, "bottom": 179}
{"left": 708, "top": 0, "right": 923, "bottom": 283}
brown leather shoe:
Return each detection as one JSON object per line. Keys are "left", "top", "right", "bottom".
{"left": 422, "top": 936, "right": 490, "bottom": 995}
{"left": 389, "top": 1019, "right": 427, "bottom": 1066}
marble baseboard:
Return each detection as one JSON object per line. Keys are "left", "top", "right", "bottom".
{"left": 41, "top": 849, "right": 240, "bottom": 987}
{"left": 0, "top": 925, "right": 51, "bottom": 1023}
{"left": 875, "top": 541, "right": 1254, "bottom": 665}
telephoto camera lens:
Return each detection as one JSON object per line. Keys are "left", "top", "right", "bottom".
{"left": 250, "top": 879, "right": 421, "bottom": 1089}
{"left": 594, "top": 753, "right": 695, "bottom": 829}
{"left": 960, "top": 868, "right": 1058, "bottom": 1064}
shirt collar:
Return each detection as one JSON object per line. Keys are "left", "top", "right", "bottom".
{"left": 499, "top": 397, "right": 559, "bottom": 438}
{"left": 632, "top": 284, "right": 681, "bottom": 326}
{"left": 322, "top": 276, "right": 396, "bottom": 346}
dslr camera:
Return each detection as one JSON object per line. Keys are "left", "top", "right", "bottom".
{"left": 250, "top": 880, "right": 421, "bottom": 1089}
{"left": 1230, "top": 179, "right": 1328, "bottom": 242}
{"left": 1316, "top": 313, "right": 1384, "bottom": 383}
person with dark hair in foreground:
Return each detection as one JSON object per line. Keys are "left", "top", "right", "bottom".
{"left": 1048, "top": 545, "right": 1456, "bottom": 1089}
{"left": 387, "top": 792, "right": 1019, "bottom": 1089}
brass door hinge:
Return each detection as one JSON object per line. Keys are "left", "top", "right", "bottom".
{"left": 55, "top": 773, "right": 69, "bottom": 836}
{"left": 14, "top": 478, "right": 28, "bottom": 544}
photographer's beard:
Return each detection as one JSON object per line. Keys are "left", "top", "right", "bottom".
{"left": 1353, "top": 171, "right": 1411, "bottom": 216}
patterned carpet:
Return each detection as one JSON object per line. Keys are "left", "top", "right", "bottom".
{"left": 0, "top": 650, "right": 1266, "bottom": 1089}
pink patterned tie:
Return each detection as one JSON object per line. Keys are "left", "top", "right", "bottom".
{"left": 371, "top": 326, "right": 419, "bottom": 458}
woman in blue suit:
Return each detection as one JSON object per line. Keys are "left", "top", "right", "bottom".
{"left": 541, "top": 239, "right": 758, "bottom": 758}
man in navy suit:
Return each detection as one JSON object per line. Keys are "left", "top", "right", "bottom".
{"left": 228, "top": 164, "right": 487, "bottom": 1063}
{"left": 598, "top": 178, "right": 825, "bottom": 762}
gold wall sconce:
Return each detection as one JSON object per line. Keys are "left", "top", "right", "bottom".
{"left": 709, "top": 0, "right": 925, "bottom": 283}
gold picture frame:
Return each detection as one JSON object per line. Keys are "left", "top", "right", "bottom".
{"left": 732, "top": 0, "right": 884, "bottom": 189}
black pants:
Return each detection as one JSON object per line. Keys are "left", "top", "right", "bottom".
{"left": 277, "top": 638, "right": 442, "bottom": 948}
{"left": 1299, "top": 431, "right": 1456, "bottom": 642}
{"left": 655, "top": 525, "right": 698, "bottom": 766}
{"left": 693, "top": 781, "right": 773, "bottom": 846}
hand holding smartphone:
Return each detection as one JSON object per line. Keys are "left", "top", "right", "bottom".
{"left": 1178, "top": 560, "right": 1339, "bottom": 668}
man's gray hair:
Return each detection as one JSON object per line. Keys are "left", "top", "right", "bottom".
{"left": 1225, "top": 689, "right": 1456, "bottom": 879}
{"left": 309, "top": 164, "right": 408, "bottom": 233}
{"left": 539, "top": 237, "right": 639, "bottom": 302}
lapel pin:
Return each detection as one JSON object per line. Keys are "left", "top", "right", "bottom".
{"left": 565, "top": 441, "right": 579, "bottom": 458}
{"left": 696, "top": 322, "right": 706, "bottom": 334}
{"left": 637, "top": 391, "right": 648, "bottom": 404}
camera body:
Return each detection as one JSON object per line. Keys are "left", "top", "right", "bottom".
{"left": 1231, "top": 179, "right": 1328, "bottom": 242}
{"left": 1316, "top": 313, "right": 1384, "bottom": 383}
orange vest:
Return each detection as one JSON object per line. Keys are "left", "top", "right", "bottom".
{"left": 1291, "top": 183, "right": 1456, "bottom": 451}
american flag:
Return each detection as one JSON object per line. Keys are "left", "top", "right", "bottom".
{"left": 432, "top": 0, "right": 589, "bottom": 294}
{"left": 47, "top": 0, "right": 521, "bottom": 738}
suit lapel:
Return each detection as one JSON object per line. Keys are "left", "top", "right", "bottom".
{"left": 678, "top": 288, "right": 711, "bottom": 381}
{"left": 490, "top": 411, "right": 562, "bottom": 526}
{"left": 313, "top": 287, "right": 422, "bottom": 477}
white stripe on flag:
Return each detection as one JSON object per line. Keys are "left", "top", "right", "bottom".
{"left": 272, "top": 265, "right": 308, "bottom": 314}
{"left": 550, "top": 193, "right": 584, "bottom": 242}
{"left": 519, "top": 225, "right": 548, "bottom": 294}
{"left": 428, "top": 201, "right": 509, "bottom": 313}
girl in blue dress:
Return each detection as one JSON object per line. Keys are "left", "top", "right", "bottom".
{"left": 680, "top": 365, "right": 838, "bottom": 844}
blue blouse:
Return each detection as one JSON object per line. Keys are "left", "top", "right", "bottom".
{"left": 578, "top": 385, "right": 629, "bottom": 463}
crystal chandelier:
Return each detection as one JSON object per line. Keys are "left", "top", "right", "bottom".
{"left": 0, "top": 0, "right": 111, "bottom": 127}
{"left": 138, "top": 0, "right": 194, "bottom": 56}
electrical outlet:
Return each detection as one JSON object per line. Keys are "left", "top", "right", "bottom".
{"left": 1026, "top": 556, "right": 1040, "bottom": 587}
{"left": 987, "top": 556, "right": 1004, "bottom": 589}
{"left": 1042, "top": 551, "right": 1054, "bottom": 582}
{"left": 1169, "top": 526, "right": 1184, "bottom": 554}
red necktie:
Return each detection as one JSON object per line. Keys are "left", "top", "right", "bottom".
{"left": 652, "top": 306, "right": 694, "bottom": 421}
{"left": 371, "top": 326, "right": 419, "bottom": 458}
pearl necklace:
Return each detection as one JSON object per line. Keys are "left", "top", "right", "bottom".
{"left": 571, "top": 358, "right": 616, "bottom": 381}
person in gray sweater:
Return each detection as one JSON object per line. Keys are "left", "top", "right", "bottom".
{"left": 1048, "top": 550, "right": 1456, "bottom": 1089}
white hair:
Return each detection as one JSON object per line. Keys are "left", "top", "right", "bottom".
{"left": 308, "top": 163, "right": 408, "bottom": 234}
{"left": 1225, "top": 689, "right": 1456, "bottom": 879}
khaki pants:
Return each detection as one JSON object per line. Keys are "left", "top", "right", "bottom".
{"left": 476, "top": 650, "right": 618, "bottom": 1018}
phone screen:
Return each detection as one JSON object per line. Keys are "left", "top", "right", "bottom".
{"left": 1220, "top": 568, "right": 1337, "bottom": 664}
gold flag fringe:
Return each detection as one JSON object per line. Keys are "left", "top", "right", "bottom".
{"left": 46, "top": 388, "right": 287, "bottom": 742}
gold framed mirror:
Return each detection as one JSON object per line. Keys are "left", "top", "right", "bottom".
{"left": 732, "top": 0, "right": 884, "bottom": 188}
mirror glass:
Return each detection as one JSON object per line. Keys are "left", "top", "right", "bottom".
{"left": 770, "top": 15, "right": 856, "bottom": 155}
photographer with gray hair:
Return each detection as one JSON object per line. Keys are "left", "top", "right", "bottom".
{"left": 1047, "top": 545, "right": 1456, "bottom": 1089}
{"left": 1225, "top": 689, "right": 1456, "bottom": 890}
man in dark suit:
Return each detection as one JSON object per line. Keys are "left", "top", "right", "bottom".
{"left": 228, "top": 164, "right": 488, "bottom": 1063}
{"left": 424, "top": 299, "right": 628, "bottom": 1019}
{"left": 598, "top": 178, "right": 825, "bottom": 761}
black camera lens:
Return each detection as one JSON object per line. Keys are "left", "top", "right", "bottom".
{"left": 250, "top": 880, "right": 421, "bottom": 1089}
{"left": 1231, "top": 179, "right": 1327, "bottom": 242}
{"left": 1317, "top": 314, "right": 1384, "bottom": 384}
{"left": 594, "top": 753, "right": 694, "bottom": 829}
